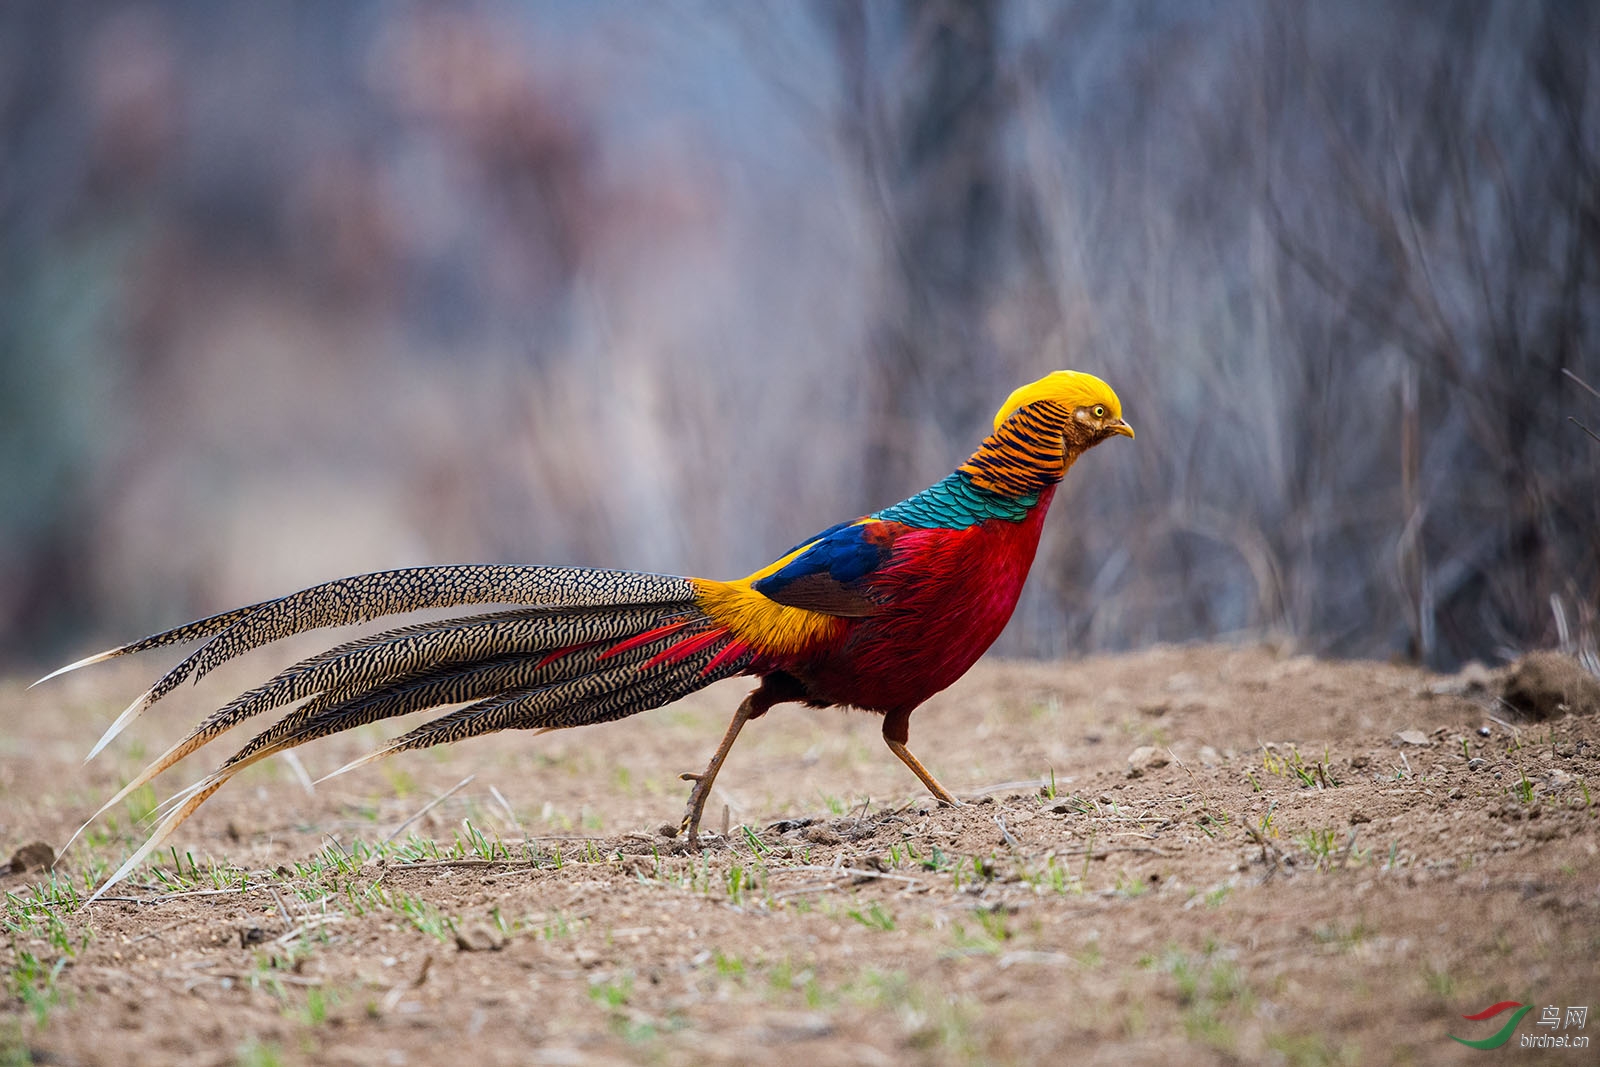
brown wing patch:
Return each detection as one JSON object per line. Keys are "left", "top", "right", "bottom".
{"left": 757, "top": 571, "right": 881, "bottom": 617}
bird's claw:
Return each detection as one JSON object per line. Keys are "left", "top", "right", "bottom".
{"left": 679, "top": 778, "right": 710, "bottom": 848}
{"left": 678, "top": 813, "right": 707, "bottom": 851}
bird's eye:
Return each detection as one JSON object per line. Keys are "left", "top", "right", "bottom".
{"left": 1092, "top": 405, "right": 1106, "bottom": 418}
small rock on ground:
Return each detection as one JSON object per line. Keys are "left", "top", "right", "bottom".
{"left": 9, "top": 841, "right": 53, "bottom": 874}
{"left": 1501, "top": 651, "right": 1600, "bottom": 720}
{"left": 1126, "top": 745, "right": 1169, "bottom": 777}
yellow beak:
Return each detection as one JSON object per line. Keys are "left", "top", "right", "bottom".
{"left": 1108, "top": 418, "right": 1134, "bottom": 440}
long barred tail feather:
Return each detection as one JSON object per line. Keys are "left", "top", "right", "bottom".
{"left": 28, "top": 605, "right": 267, "bottom": 690}
{"left": 51, "top": 566, "right": 765, "bottom": 901}
{"left": 93, "top": 780, "right": 229, "bottom": 904}
{"left": 158, "top": 605, "right": 696, "bottom": 776}
{"left": 317, "top": 646, "right": 754, "bottom": 785}
{"left": 90, "top": 632, "right": 753, "bottom": 903}
{"left": 345, "top": 638, "right": 757, "bottom": 764}
{"left": 72, "top": 620, "right": 686, "bottom": 854}
{"left": 189, "top": 633, "right": 714, "bottom": 796}
{"left": 60, "top": 565, "right": 695, "bottom": 759}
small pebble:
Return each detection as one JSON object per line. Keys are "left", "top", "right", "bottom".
{"left": 454, "top": 924, "right": 505, "bottom": 952}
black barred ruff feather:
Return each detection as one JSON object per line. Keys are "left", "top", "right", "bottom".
{"left": 957, "top": 400, "right": 1076, "bottom": 497}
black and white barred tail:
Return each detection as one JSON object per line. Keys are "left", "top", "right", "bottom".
{"left": 39, "top": 564, "right": 754, "bottom": 899}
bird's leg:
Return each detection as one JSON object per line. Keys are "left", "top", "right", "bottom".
{"left": 885, "top": 738, "right": 961, "bottom": 805}
{"left": 882, "top": 711, "right": 962, "bottom": 806}
{"left": 679, "top": 693, "right": 757, "bottom": 848}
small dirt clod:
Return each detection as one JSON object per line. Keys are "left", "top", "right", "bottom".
{"left": 9, "top": 841, "right": 54, "bottom": 874}
{"left": 454, "top": 924, "right": 505, "bottom": 952}
{"left": 1125, "top": 745, "right": 1169, "bottom": 777}
{"left": 1501, "top": 651, "right": 1600, "bottom": 720}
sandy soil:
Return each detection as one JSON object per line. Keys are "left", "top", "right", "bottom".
{"left": 2, "top": 643, "right": 1597, "bottom": 1066}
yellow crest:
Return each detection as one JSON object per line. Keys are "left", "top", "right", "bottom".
{"left": 991, "top": 371, "right": 1124, "bottom": 430}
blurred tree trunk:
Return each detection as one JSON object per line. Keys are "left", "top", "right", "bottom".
{"left": 830, "top": 0, "right": 1007, "bottom": 506}
{"left": 1262, "top": 2, "right": 1600, "bottom": 667}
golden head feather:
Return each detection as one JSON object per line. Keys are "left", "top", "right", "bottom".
{"left": 992, "top": 370, "right": 1132, "bottom": 438}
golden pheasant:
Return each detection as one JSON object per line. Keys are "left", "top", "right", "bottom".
{"left": 42, "top": 370, "right": 1131, "bottom": 896}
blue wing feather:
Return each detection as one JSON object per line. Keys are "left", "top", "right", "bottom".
{"left": 777, "top": 520, "right": 855, "bottom": 557}
{"left": 753, "top": 521, "right": 893, "bottom": 615}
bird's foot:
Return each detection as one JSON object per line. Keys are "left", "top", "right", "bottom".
{"left": 678, "top": 772, "right": 711, "bottom": 850}
{"left": 675, "top": 691, "right": 761, "bottom": 852}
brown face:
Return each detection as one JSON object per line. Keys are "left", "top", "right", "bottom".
{"left": 1071, "top": 403, "right": 1135, "bottom": 449}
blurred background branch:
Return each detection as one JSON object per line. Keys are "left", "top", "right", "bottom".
{"left": 1, "top": 0, "right": 1595, "bottom": 671}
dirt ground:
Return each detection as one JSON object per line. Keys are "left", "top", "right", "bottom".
{"left": 2, "top": 642, "right": 1597, "bottom": 1066}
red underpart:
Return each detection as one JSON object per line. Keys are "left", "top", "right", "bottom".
{"left": 755, "top": 486, "right": 1058, "bottom": 732}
